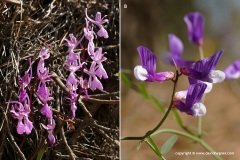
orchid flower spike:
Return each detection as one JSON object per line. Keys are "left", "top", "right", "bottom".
{"left": 134, "top": 46, "right": 174, "bottom": 82}
{"left": 174, "top": 83, "right": 207, "bottom": 117}
{"left": 184, "top": 12, "right": 204, "bottom": 46}
{"left": 224, "top": 59, "right": 240, "bottom": 79}
{"left": 180, "top": 50, "right": 225, "bottom": 84}
{"left": 163, "top": 34, "right": 194, "bottom": 67}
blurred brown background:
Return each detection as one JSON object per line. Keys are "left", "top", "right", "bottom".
{"left": 121, "top": 0, "right": 240, "bottom": 159}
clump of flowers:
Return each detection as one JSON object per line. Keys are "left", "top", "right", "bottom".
{"left": 64, "top": 9, "right": 109, "bottom": 118}
{"left": 6, "top": 8, "right": 110, "bottom": 147}
{"left": 134, "top": 11, "right": 225, "bottom": 117}
{"left": 37, "top": 47, "right": 56, "bottom": 146}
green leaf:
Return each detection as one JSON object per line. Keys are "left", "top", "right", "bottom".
{"left": 120, "top": 71, "right": 132, "bottom": 87}
{"left": 145, "top": 137, "right": 162, "bottom": 157}
{"left": 172, "top": 109, "right": 183, "bottom": 127}
{"left": 150, "top": 96, "right": 165, "bottom": 113}
{"left": 139, "top": 83, "right": 149, "bottom": 99}
{"left": 161, "top": 135, "right": 178, "bottom": 155}
{"left": 36, "top": 146, "right": 46, "bottom": 160}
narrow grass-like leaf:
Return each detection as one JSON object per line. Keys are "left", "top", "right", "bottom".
{"left": 150, "top": 96, "right": 165, "bottom": 113}
{"left": 145, "top": 137, "right": 162, "bottom": 157}
{"left": 139, "top": 83, "right": 149, "bottom": 99}
{"left": 36, "top": 146, "right": 46, "bottom": 160}
{"left": 120, "top": 71, "right": 132, "bottom": 87}
{"left": 172, "top": 109, "right": 183, "bottom": 127}
{"left": 161, "top": 135, "right": 178, "bottom": 155}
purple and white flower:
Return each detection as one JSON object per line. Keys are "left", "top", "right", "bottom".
{"left": 180, "top": 50, "right": 225, "bottom": 84}
{"left": 174, "top": 83, "right": 207, "bottom": 117}
{"left": 134, "top": 46, "right": 174, "bottom": 82}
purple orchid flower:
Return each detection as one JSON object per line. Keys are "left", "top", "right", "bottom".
{"left": 224, "top": 59, "right": 240, "bottom": 79}
{"left": 39, "top": 47, "right": 50, "bottom": 60}
{"left": 91, "top": 48, "right": 108, "bottom": 79}
{"left": 85, "top": 8, "right": 109, "bottom": 39}
{"left": 64, "top": 51, "right": 83, "bottom": 73}
{"left": 37, "top": 61, "right": 52, "bottom": 82}
{"left": 41, "top": 119, "right": 56, "bottom": 147}
{"left": 66, "top": 72, "right": 79, "bottom": 91}
{"left": 184, "top": 12, "right": 204, "bottom": 46}
{"left": 180, "top": 50, "right": 225, "bottom": 83}
{"left": 84, "top": 61, "right": 103, "bottom": 91}
{"left": 163, "top": 34, "right": 194, "bottom": 67}
{"left": 84, "top": 18, "right": 95, "bottom": 42}
{"left": 174, "top": 83, "right": 207, "bottom": 117}
{"left": 64, "top": 34, "right": 82, "bottom": 51}
{"left": 134, "top": 46, "right": 174, "bottom": 82}
{"left": 40, "top": 102, "right": 53, "bottom": 119}
{"left": 8, "top": 101, "right": 33, "bottom": 134}
{"left": 37, "top": 82, "right": 53, "bottom": 103}
{"left": 80, "top": 77, "right": 89, "bottom": 99}
{"left": 18, "top": 58, "right": 32, "bottom": 88}
{"left": 69, "top": 90, "right": 78, "bottom": 118}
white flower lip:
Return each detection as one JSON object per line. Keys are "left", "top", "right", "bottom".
{"left": 192, "top": 103, "right": 206, "bottom": 117}
{"left": 134, "top": 65, "right": 148, "bottom": 81}
{"left": 209, "top": 70, "right": 225, "bottom": 83}
{"left": 174, "top": 90, "right": 188, "bottom": 100}
{"left": 202, "top": 81, "right": 213, "bottom": 93}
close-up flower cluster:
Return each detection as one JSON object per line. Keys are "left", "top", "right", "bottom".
{"left": 121, "top": 1, "right": 240, "bottom": 159}
{"left": 134, "top": 12, "right": 225, "bottom": 117}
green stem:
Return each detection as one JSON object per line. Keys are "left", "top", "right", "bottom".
{"left": 121, "top": 70, "right": 180, "bottom": 141}
{"left": 152, "top": 129, "right": 223, "bottom": 160}
{"left": 199, "top": 46, "right": 204, "bottom": 60}
{"left": 198, "top": 116, "right": 202, "bottom": 138}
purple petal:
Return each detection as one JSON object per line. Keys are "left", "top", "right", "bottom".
{"left": 184, "top": 12, "right": 204, "bottom": 46}
{"left": 169, "top": 34, "right": 183, "bottom": 58}
{"left": 39, "top": 47, "right": 50, "bottom": 60}
{"left": 37, "top": 82, "right": 51, "bottom": 103}
{"left": 185, "top": 83, "right": 207, "bottom": 107}
{"left": 64, "top": 34, "right": 81, "bottom": 50}
{"left": 19, "top": 88, "right": 27, "bottom": 103}
{"left": 224, "top": 59, "right": 240, "bottom": 79}
{"left": 181, "top": 50, "right": 223, "bottom": 82}
{"left": 24, "top": 117, "right": 33, "bottom": 135}
{"left": 90, "top": 76, "right": 103, "bottom": 90}
{"left": 71, "top": 102, "right": 77, "bottom": 118}
{"left": 18, "top": 58, "right": 32, "bottom": 88}
{"left": 97, "top": 27, "right": 108, "bottom": 39}
{"left": 48, "top": 132, "right": 55, "bottom": 147}
{"left": 17, "top": 120, "right": 25, "bottom": 134}
{"left": 40, "top": 103, "right": 52, "bottom": 119}
{"left": 96, "top": 63, "right": 108, "bottom": 79}
{"left": 66, "top": 73, "right": 79, "bottom": 91}
{"left": 153, "top": 71, "right": 174, "bottom": 82}
{"left": 137, "top": 46, "right": 156, "bottom": 76}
